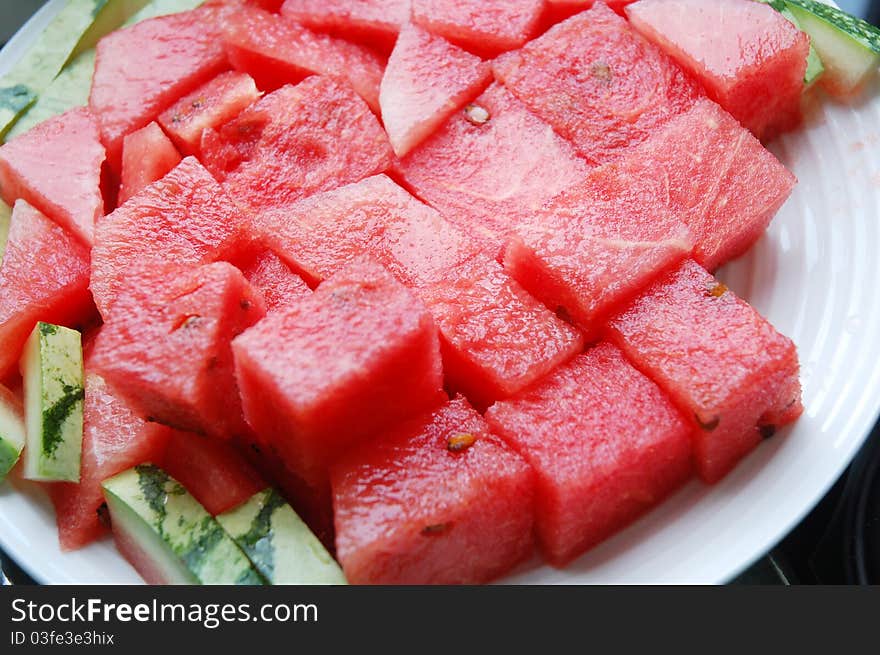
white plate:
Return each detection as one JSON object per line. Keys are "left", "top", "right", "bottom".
{"left": 2, "top": 1, "right": 879, "bottom": 585}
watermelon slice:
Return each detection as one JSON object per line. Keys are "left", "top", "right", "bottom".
{"left": 279, "top": 0, "right": 410, "bottom": 50}
{"left": 626, "top": 0, "right": 809, "bottom": 141}
{"left": 0, "top": 107, "right": 105, "bottom": 246}
{"left": 419, "top": 254, "right": 585, "bottom": 408}
{"left": 397, "top": 83, "right": 592, "bottom": 256}
{"left": 379, "top": 22, "right": 491, "bottom": 157}
{"left": 254, "top": 174, "right": 480, "bottom": 289}
{"left": 589, "top": 98, "right": 798, "bottom": 271}
{"left": 89, "top": 5, "right": 230, "bottom": 170}
{"left": 200, "top": 77, "right": 393, "bottom": 213}
{"left": 332, "top": 396, "right": 535, "bottom": 584}
{"left": 222, "top": 7, "right": 385, "bottom": 112}
{"left": 492, "top": 2, "right": 700, "bottom": 165}
{"left": 91, "top": 261, "right": 266, "bottom": 440}
{"left": 118, "top": 122, "right": 182, "bottom": 205}
{"left": 254, "top": 175, "right": 582, "bottom": 407}
{"left": 91, "top": 157, "right": 250, "bottom": 319}
{"left": 48, "top": 370, "right": 172, "bottom": 550}
{"left": 503, "top": 168, "right": 694, "bottom": 337}
{"left": 233, "top": 258, "right": 445, "bottom": 487}
{"left": 486, "top": 343, "right": 692, "bottom": 565}
{"left": 0, "top": 201, "right": 93, "bottom": 381}
{"left": 158, "top": 71, "right": 261, "bottom": 157}
{"left": 159, "top": 430, "right": 265, "bottom": 516}
{"left": 606, "top": 259, "right": 803, "bottom": 483}
{"left": 411, "top": 0, "right": 544, "bottom": 57}
{"left": 239, "top": 250, "right": 311, "bottom": 313}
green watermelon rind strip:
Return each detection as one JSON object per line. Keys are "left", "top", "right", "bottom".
{"left": 783, "top": 0, "right": 880, "bottom": 54}
{"left": 0, "top": 200, "right": 11, "bottom": 262}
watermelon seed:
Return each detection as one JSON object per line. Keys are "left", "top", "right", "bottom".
{"left": 591, "top": 62, "right": 613, "bottom": 83}
{"left": 447, "top": 432, "right": 477, "bottom": 452}
{"left": 240, "top": 299, "right": 252, "bottom": 311}
{"left": 707, "top": 282, "right": 728, "bottom": 298}
{"left": 96, "top": 503, "right": 111, "bottom": 529}
{"left": 464, "top": 104, "right": 490, "bottom": 125}
{"left": 695, "top": 414, "right": 720, "bottom": 432}
{"left": 421, "top": 522, "right": 452, "bottom": 537}
{"left": 759, "top": 424, "right": 777, "bottom": 440}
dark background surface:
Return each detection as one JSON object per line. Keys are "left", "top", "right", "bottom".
{"left": 1, "top": 0, "right": 879, "bottom": 586}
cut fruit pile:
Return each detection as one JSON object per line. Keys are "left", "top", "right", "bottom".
{"left": 0, "top": 0, "right": 877, "bottom": 585}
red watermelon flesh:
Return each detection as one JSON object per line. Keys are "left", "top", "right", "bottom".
{"left": 91, "top": 261, "right": 266, "bottom": 440}
{"left": 332, "top": 396, "right": 535, "bottom": 584}
{"left": 503, "top": 167, "right": 694, "bottom": 338}
{"left": 0, "top": 107, "right": 105, "bottom": 246}
{"left": 492, "top": 2, "right": 700, "bottom": 166}
{"left": 280, "top": 0, "right": 410, "bottom": 51}
{"left": 89, "top": 6, "right": 230, "bottom": 171}
{"left": 544, "top": 1, "right": 635, "bottom": 22}
{"left": 254, "top": 175, "right": 581, "bottom": 407}
{"left": 606, "top": 259, "right": 803, "bottom": 483}
{"left": 91, "top": 157, "right": 251, "bottom": 320}
{"left": 588, "top": 98, "right": 797, "bottom": 271}
{"left": 222, "top": 7, "right": 385, "bottom": 112}
{"left": 118, "top": 122, "right": 182, "bottom": 205}
{"left": 486, "top": 343, "right": 692, "bottom": 566}
{"left": 411, "top": 0, "right": 544, "bottom": 57}
{"left": 200, "top": 77, "right": 393, "bottom": 213}
{"left": 48, "top": 371, "right": 172, "bottom": 550}
{"left": 232, "top": 258, "right": 445, "bottom": 488}
{"left": 159, "top": 430, "right": 265, "bottom": 516}
{"left": 254, "top": 174, "right": 479, "bottom": 289}
{"left": 0, "top": 200, "right": 93, "bottom": 380}
{"left": 239, "top": 250, "right": 311, "bottom": 313}
{"left": 626, "top": 0, "right": 808, "bottom": 141}
{"left": 380, "top": 22, "right": 491, "bottom": 157}
{"left": 419, "top": 254, "right": 584, "bottom": 408}
{"left": 397, "top": 83, "right": 591, "bottom": 257}
{"left": 158, "top": 71, "right": 260, "bottom": 157}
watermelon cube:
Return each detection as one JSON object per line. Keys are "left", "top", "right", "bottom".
{"left": 0, "top": 200, "right": 93, "bottom": 380}
{"left": 91, "top": 262, "right": 266, "bottom": 440}
{"left": 118, "top": 122, "right": 182, "bottom": 205}
{"left": 419, "top": 254, "right": 584, "bottom": 408}
{"left": 397, "top": 83, "right": 591, "bottom": 256}
{"left": 332, "top": 396, "right": 536, "bottom": 584}
{"left": 200, "top": 77, "right": 393, "bottom": 213}
{"left": 48, "top": 371, "right": 172, "bottom": 550}
{"left": 89, "top": 6, "right": 231, "bottom": 170}
{"left": 411, "top": 0, "right": 544, "bottom": 57}
{"left": 503, "top": 166, "right": 694, "bottom": 337}
{"left": 159, "top": 431, "right": 265, "bottom": 516}
{"left": 222, "top": 7, "right": 385, "bottom": 112}
{"left": 280, "top": 0, "right": 410, "bottom": 50}
{"left": 380, "top": 22, "right": 491, "bottom": 157}
{"left": 606, "top": 259, "right": 803, "bottom": 483}
{"left": 232, "top": 258, "right": 445, "bottom": 488}
{"left": 158, "top": 71, "right": 260, "bottom": 157}
{"left": 545, "top": 0, "right": 635, "bottom": 21}
{"left": 593, "top": 98, "right": 797, "bottom": 271}
{"left": 239, "top": 250, "right": 311, "bottom": 313}
{"left": 91, "top": 157, "right": 250, "bottom": 319}
{"left": 626, "top": 0, "right": 809, "bottom": 141}
{"left": 486, "top": 343, "right": 692, "bottom": 565}
{"left": 255, "top": 175, "right": 583, "bottom": 406}
{"left": 0, "top": 107, "right": 105, "bottom": 246}
{"left": 492, "top": 2, "right": 699, "bottom": 165}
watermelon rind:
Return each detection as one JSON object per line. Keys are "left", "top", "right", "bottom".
{"left": 0, "top": 0, "right": 153, "bottom": 139}
{"left": 217, "top": 488, "right": 348, "bottom": 586}
{"left": 0, "top": 386, "right": 25, "bottom": 482}
{"left": 0, "top": 200, "right": 10, "bottom": 260}
{"left": 6, "top": 0, "right": 206, "bottom": 141}
{"left": 782, "top": 0, "right": 880, "bottom": 94}
{"left": 103, "top": 464, "right": 266, "bottom": 585}
{"left": 20, "top": 322, "right": 84, "bottom": 483}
